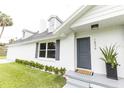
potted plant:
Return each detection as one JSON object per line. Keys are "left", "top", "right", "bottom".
{"left": 100, "top": 45, "right": 119, "bottom": 80}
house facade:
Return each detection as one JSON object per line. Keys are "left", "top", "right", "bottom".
{"left": 7, "top": 5, "right": 124, "bottom": 78}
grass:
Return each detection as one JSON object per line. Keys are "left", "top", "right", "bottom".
{"left": 0, "top": 63, "right": 66, "bottom": 88}
{"left": 0, "top": 56, "right": 6, "bottom": 59}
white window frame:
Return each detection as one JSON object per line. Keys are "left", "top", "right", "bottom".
{"left": 38, "top": 41, "right": 56, "bottom": 60}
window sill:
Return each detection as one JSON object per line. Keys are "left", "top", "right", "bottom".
{"left": 36, "top": 57, "right": 55, "bottom": 62}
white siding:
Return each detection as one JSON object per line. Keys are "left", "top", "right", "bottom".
{"left": 33, "top": 33, "right": 75, "bottom": 70}
{"left": 48, "top": 17, "right": 62, "bottom": 32}
{"left": 7, "top": 43, "right": 36, "bottom": 60}
{"left": 59, "top": 33, "right": 75, "bottom": 70}
{"left": 76, "top": 26, "right": 124, "bottom": 78}
{"left": 7, "top": 33, "right": 75, "bottom": 70}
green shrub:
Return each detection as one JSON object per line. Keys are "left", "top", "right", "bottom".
{"left": 27, "top": 61, "right": 31, "bottom": 65}
{"left": 53, "top": 67, "right": 59, "bottom": 75}
{"left": 24, "top": 60, "right": 29, "bottom": 65}
{"left": 15, "top": 59, "right": 66, "bottom": 76}
{"left": 35, "top": 62, "right": 40, "bottom": 68}
{"left": 48, "top": 66, "right": 53, "bottom": 72}
{"left": 15, "top": 59, "right": 19, "bottom": 63}
{"left": 15, "top": 59, "right": 23, "bottom": 64}
{"left": 45, "top": 65, "right": 49, "bottom": 71}
{"left": 59, "top": 67, "right": 66, "bottom": 76}
{"left": 39, "top": 64, "right": 44, "bottom": 70}
{"left": 32, "top": 62, "right": 34, "bottom": 66}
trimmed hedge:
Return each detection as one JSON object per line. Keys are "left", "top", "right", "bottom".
{"left": 15, "top": 59, "right": 66, "bottom": 76}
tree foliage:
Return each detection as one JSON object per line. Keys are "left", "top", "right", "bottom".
{"left": 0, "top": 11, "right": 13, "bottom": 38}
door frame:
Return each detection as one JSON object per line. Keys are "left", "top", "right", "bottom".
{"left": 76, "top": 37, "right": 92, "bottom": 70}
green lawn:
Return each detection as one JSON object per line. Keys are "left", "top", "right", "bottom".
{"left": 0, "top": 56, "right": 6, "bottom": 59}
{"left": 0, "top": 63, "right": 66, "bottom": 88}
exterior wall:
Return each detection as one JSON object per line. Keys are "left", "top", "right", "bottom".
{"left": 75, "top": 26, "right": 124, "bottom": 78}
{"left": 48, "top": 17, "right": 62, "bottom": 32}
{"left": 33, "top": 33, "right": 75, "bottom": 70}
{"left": 7, "top": 33, "right": 75, "bottom": 70}
{"left": 7, "top": 43, "right": 36, "bottom": 60}
{"left": 59, "top": 33, "right": 75, "bottom": 70}
{"left": 48, "top": 18, "right": 55, "bottom": 32}
{"left": 55, "top": 19, "right": 62, "bottom": 29}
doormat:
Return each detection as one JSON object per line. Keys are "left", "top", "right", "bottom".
{"left": 75, "top": 69, "right": 94, "bottom": 76}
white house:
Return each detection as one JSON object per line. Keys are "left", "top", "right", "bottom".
{"left": 7, "top": 5, "right": 124, "bottom": 81}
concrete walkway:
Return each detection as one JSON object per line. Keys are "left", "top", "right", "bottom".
{"left": 0, "top": 59, "right": 14, "bottom": 63}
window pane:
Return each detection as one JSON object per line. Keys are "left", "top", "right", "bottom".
{"left": 47, "top": 50, "right": 55, "bottom": 58}
{"left": 40, "top": 43, "right": 46, "bottom": 49}
{"left": 48, "top": 42, "right": 55, "bottom": 49}
{"left": 39, "top": 51, "right": 46, "bottom": 57}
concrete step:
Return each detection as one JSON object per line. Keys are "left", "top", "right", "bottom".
{"left": 63, "top": 83, "right": 79, "bottom": 88}
{"left": 65, "top": 71, "right": 109, "bottom": 88}
{"left": 66, "top": 77, "right": 90, "bottom": 88}
{"left": 90, "top": 84, "right": 105, "bottom": 88}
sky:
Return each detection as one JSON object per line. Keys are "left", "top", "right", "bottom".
{"left": 0, "top": 0, "right": 84, "bottom": 43}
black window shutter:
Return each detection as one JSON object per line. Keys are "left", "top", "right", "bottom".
{"left": 55, "top": 40, "right": 60, "bottom": 60}
{"left": 35, "top": 42, "right": 39, "bottom": 58}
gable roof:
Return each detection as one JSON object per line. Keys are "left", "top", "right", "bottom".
{"left": 48, "top": 15, "right": 63, "bottom": 23}
{"left": 22, "top": 29, "right": 37, "bottom": 34}
{"left": 11, "top": 29, "right": 53, "bottom": 45}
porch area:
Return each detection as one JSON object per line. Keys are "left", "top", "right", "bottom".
{"left": 64, "top": 70, "right": 124, "bottom": 88}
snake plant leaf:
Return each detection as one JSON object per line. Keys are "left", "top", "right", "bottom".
{"left": 100, "top": 45, "right": 118, "bottom": 69}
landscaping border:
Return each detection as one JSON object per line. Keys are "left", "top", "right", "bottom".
{"left": 15, "top": 59, "right": 66, "bottom": 76}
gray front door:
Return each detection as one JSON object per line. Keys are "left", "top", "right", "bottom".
{"left": 77, "top": 37, "right": 91, "bottom": 69}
